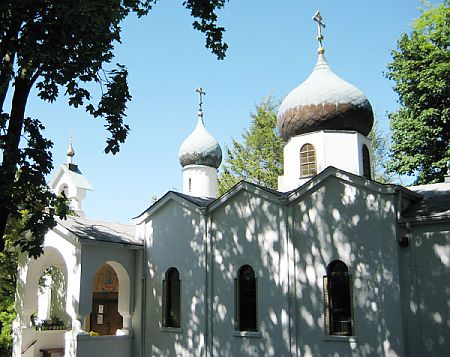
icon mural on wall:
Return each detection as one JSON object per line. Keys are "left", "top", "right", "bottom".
{"left": 93, "top": 264, "right": 119, "bottom": 293}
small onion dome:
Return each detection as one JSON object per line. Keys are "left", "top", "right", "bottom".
{"left": 179, "top": 112, "right": 222, "bottom": 169}
{"left": 67, "top": 142, "right": 75, "bottom": 157}
{"left": 277, "top": 53, "right": 374, "bottom": 140}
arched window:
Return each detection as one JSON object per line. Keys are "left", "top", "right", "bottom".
{"left": 162, "top": 268, "right": 181, "bottom": 328}
{"left": 235, "top": 265, "right": 257, "bottom": 331}
{"left": 300, "top": 143, "right": 317, "bottom": 178}
{"left": 323, "top": 260, "right": 354, "bottom": 336}
{"left": 59, "top": 184, "right": 69, "bottom": 197}
{"left": 362, "top": 144, "right": 371, "bottom": 179}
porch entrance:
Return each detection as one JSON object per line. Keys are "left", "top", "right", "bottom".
{"left": 89, "top": 263, "right": 123, "bottom": 335}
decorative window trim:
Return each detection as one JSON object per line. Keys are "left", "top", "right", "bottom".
{"left": 323, "top": 335, "right": 357, "bottom": 343}
{"left": 160, "top": 327, "right": 183, "bottom": 334}
{"left": 233, "top": 331, "right": 262, "bottom": 338}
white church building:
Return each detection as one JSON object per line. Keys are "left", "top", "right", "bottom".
{"left": 12, "top": 14, "right": 450, "bottom": 357}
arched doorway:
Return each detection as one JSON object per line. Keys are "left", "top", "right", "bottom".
{"left": 36, "top": 266, "right": 70, "bottom": 329}
{"left": 89, "top": 263, "right": 123, "bottom": 335}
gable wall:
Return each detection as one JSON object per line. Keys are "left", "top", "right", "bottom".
{"left": 399, "top": 222, "right": 450, "bottom": 357}
{"left": 144, "top": 200, "right": 206, "bottom": 357}
{"left": 210, "top": 190, "right": 290, "bottom": 356}
{"left": 290, "top": 176, "right": 404, "bottom": 356}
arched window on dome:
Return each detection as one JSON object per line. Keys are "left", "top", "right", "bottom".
{"left": 300, "top": 143, "right": 317, "bottom": 178}
{"left": 162, "top": 267, "right": 181, "bottom": 328}
{"left": 362, "top": 144, "right": 371, "bottom": 179}
{"left": 235, "top": 265, "right": 258, "bottom": 332}
{"left": 323, "top": 260, "right": 354, "bottom": 336}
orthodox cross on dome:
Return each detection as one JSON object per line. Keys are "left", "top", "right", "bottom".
{"left": 312, "top": 11, "right": 326, "bottom": 52}
{"left": 196, "top": 87, "right": 206, "bottom": 117}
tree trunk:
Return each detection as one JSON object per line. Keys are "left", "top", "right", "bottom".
{"left": 0, "top": 17, "right": 21, "bottom": 112}
{"left": 0, "top": 75, "right": 33, "bottom": 248}
{"left": 0, "top": 52, "right": 15, "bottom": 112}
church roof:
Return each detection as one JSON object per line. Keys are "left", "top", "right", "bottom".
{"left": 403, "top": 182, "right": 450, "bottom": 222}
{"left": 56, "top": 216, "right": 141, "bottom": 247}
{"left": 172, "top": 191, "right": 216, "bottom": 207}
{"left": 137, "top": 167, "right": 424, "bottom": 222}
{"left": 277, "top": 52, "right": 374, "bottom": 141}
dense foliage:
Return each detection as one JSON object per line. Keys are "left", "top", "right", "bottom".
{"left": 0, "top": 214, "right": 27, "bottom": 355}
{"left": 386, "top": 1, "right": 450, "bottom": 184}
{"left": 368, "top": 119, "right": 392, "bottom": 183}
{"left": 0, "top": 0, "right": 229, "bottom": 257}
{"left": 218, "top": 98, "right": 284, "bottom": 194}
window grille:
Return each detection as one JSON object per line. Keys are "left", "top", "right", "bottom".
{"left": 235, "top": 265, "right": 258, "bottom": 331}
{"left": 324, "top": 260, "right": 354, "bottom": 336}
{"left": 300, "top": 143, "right": 317, "bottom": 177}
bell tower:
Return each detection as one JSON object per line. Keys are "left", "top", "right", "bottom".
{"left": 48, "top": 138, "right": 93, "bottom": 217}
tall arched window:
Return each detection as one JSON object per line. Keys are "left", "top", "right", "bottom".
{"left": 323, "top": 260, "right": 354, "bottom": 336}
{"left": 300, "top": 143, "right": 317, "bottom": 178}
{"left": 362, "top": 144, "right": 371, "bottom": 179}
{"left": 162, "top": 268, "right": 181, "bottom": 328}
{"left": 235, "top": 265, "right": 257, "bottom": 331}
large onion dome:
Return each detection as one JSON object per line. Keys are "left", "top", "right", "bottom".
{"left": 179, "top": 111, "right": 222, "bottom": 169}
{"left": 277, "top": 52, "right": 374, "bottom": 141}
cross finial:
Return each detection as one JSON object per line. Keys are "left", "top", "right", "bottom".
{"left": 196, "top": 87, "right": 206, "bottom": 113}
{"left": 312, "top": 11, "right": 326, "bottom": 53}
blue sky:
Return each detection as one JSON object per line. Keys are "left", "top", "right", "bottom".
{"left": 23, "top": 0, "right": 438, "bottom": 223}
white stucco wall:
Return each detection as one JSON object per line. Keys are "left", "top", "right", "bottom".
{"left": 143, "top": 200, "right": 207, "bottom": 356}
{"left": 278, "top": 130, "right": 372, "bottom": 191}
{"left": 399, "top": 222, "right": 450, "bottom": 357}
{"left": 54, "top": 173, "right": 88, "bottom": 213}
{"left": 132, "top": 250, "right": 144, "bottom": 357}
{"left": 182, "top": 165, "right": 218, "bottom": 198}
{"left": 13, "top": 230, "right": 78, "bottom": 357}
{"left": 75, "top": 334, "right": 132, "bottom": 357}
{"left": 210, "top": 191, "right": 291, "bottom": 356}
{"left": 290, "top": 176, "right": 404, "bottom": 356}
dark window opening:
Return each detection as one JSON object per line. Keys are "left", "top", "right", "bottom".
{"left": 235, "top": 265, "right": 257, "bottom": 331}
{"left": 163, "top": 268, "right": 180, "bottom": 328}
{"left": 59, "top": 184, "right": 69, "bottom": 198}
{"left": 362, "top": 144, "right": 371, "bottom": 179}
{"left": 300, "top": 143, "right": 317, "bottom": 177}
{"left": 324, "top": 260, "right": 354, "bottom": 336}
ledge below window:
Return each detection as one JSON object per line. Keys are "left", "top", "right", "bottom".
{"left": 323, "top": 335, "right": 357, "bottom": 343}
{"left": 160, "top": 327, "right": 182, "bottom": 334}
{"left": 233, "top": 331, "right": 261, "bottom": 338}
